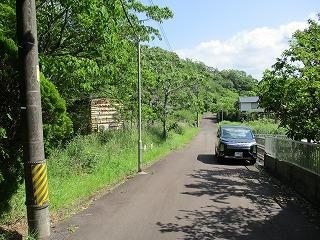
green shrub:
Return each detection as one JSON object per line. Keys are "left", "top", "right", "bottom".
{"left": 67, "top": 99, "right": 91, "bottom": 135}
{"left": 0, "top": 33, "right": 73, "bottom": 216}
{"left": 49, "top": 129, "right": 137, "bottom": 177}
{"left": 245, "top": 119, "right": 287, "bottom": 135}
{"left": 41, "top": 73, "right": 73, "bottom": 154}
{"left": 173, "top": 109, "right": 196, "bottom": 125}
{"left": 144, "top": 124, "right": 164, "bottom": 144}
{"left": 66, "top": 136, "right": 100, "bottom": 174}
{"left": 48, "top": 135, "right": 100, "bottom": 176}
{"left": 0, "top": 33, "right": 24, "bottom": 216}
{"left": 98, "top": 130, "right": 114, "bottom": 144}
{"left": 169, "top": 122, "right": 186, "bottom": 135}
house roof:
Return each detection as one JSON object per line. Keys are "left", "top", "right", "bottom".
{"left": 239, "top": 96, "right": 259, "bottom": 103}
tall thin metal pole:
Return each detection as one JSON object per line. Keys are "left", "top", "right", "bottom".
{"left": 197, "top": 111, "right": 199, "bottom": 127}
{"left": 196, "top": 85, "right": 199, "bottom": 128}
{"left": 16, "top": 0, "right": 50, "bottom": 238}
{"left": 221, "top": 108, "right": 224, "bottom": 121}
{"left": 137, "top": 41, "right": 142, "bottom": 172}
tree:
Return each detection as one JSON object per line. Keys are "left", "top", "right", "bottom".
{"left": 0, "top": 33, "right": 72, "bottom": 214}
{"left": 142, "top": 47, "right": 199, "bottom": 138}
{"left": 220, "top": 69, "right": 258, "bottom": 94}
{"left": 259, "top": 16, "right": 320, "bottom": 141}
{"left": 35, "top": 0, "right": 173, "bottom": 132}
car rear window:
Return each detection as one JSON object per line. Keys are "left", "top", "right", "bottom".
{"left": 221, "top": 127, "right": 253, "bottom": 139}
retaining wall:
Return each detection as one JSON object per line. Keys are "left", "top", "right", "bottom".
{"left": 264, "top": 154, "right": 320, "bottom": 205}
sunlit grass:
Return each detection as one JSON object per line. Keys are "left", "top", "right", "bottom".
{"left": 1, "top": 125, "right": 199, "bottom": 224}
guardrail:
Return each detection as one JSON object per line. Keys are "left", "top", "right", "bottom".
{"left": 255, "top": 137, "right": 265, "bottom": 160}
{"left": 255, "top": 134, "right": 288, "bottom": 139}
{"left": 255, "top": 134, "right": 288, "bottom": 161}
{"left": 255, "top": 133, "right": 320, "bottom": 175}
{"left": 265, "top": 137, "right": 320, "bottom": 175}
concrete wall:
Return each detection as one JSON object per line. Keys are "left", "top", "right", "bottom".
{"left": 264, "top": 154, "right": 320, "bottom": 206}
{"left": 239, "top": 102, "right": 264, "bottom": 112}
{"left": 240, "top": 102, "right": 252, "bottom": 112}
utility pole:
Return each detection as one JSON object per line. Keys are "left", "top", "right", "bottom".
{"left": 137, "top": 41, "right": 142, "bottom": 172}
{"left": 16, "top": 0, "right": 50, "bottom": 239}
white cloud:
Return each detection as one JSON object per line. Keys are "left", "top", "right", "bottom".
{"left": 175, "top": 20, "right": 309, "bottom": 80}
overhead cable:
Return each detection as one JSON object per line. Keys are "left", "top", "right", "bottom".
{"left": 148, "top": 0, "right": 173, "bottom": 51}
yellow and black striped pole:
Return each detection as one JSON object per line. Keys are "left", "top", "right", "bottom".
{"left": 30, "top": 162, "right": 49, "bottom": 207}
{"left": 24, "top": 160, "right": 50, "bottom": 239}
{"left": 17, "top": 0, "right": 50, "bottom": 238}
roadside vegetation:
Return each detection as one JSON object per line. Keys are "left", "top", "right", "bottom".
{"left": 259, "top": 15, "right": 320, "bottom": 142}
{"left": 1, "top": 123, "right": 198, "bottom": 226}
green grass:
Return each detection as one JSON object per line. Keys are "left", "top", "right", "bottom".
{"left": 220, "top": 119, "right": 287, "bottom": 135}
{"left": 1, "top": 125, "right": 199, "bottom": 225}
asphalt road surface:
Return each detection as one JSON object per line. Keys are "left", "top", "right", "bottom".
{"left": 52, "top": 116, "right": 320, "bottom": 240}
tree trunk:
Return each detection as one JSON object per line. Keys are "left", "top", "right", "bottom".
{"left": 162, "top": 119, "right": 167, "bottom": 139}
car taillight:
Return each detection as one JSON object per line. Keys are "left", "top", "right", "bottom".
{"left": 219, "top": 143, "right": 225, "bottom": 152}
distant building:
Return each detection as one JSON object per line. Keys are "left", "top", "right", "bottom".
{"left": 90, "top": 98, "right": 123, "bottom": 132}
{"left": 239, "top": 96, "right": 264, "bottom": 113}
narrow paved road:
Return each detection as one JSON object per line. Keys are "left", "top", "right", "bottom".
{"left": 52, "top": 116, "right": 320, "bottom": 240}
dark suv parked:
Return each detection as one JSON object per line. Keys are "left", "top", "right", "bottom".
{"left": 215, "top": 125, "right": 257, "bottom": 164}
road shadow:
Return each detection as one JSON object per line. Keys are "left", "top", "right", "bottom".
{"left": 202, "top": 116, "right": 217, "bottom": 123}
{"left": 156, "top": 167, "right": 320, "bottom": 239}
{"left": 197, "top": 154, "right": 217, "bottom": 164}
{"left": 197, "top": 154, "right": 252, "bottom": 166}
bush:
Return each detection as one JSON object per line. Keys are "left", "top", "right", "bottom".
{"left": 239, "top": 112, "right": 260, "bottom": 121}
{"left": 0, "top": 34, "right": 24, "bottom": 215}
{"left": 169, "top": 122, "right": 186, "bottom": 135}
{"left": 245, "top": 119, "right": 287, "bottom": 135}
{"left": 0, "top": 33, "right": 73, "bottom": 215}
{"left": 68, "top": 98, "right": 91, "bottom": 135}
{"left": 48, "top": 135, "right": 100, "bottom": 176}
{"left": 98, "top": 130, "right": 114, "bottom": 144}
{"left": 65, "top": 135, "right": 100, "bottom": 174}
{"left": 41, "top": 73, "right": 73, "bottom": 154}
{"left": 144, "top": 124, "right": 164, "bottom": 144}
{"left": 173, "top": 109, "right": 196, "bottom": 125}
{"left": 49, "top": 129, "right": 138, "bottom": 177}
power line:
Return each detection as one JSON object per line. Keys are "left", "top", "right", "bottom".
{"left": 159, "top": 23, "right": 173, "bottom": 51}
{"left": 148, "top": 0, "right": 173, "bottom": 51}
{"left": 120, "top": 0, "right": 173, "bottom": 51}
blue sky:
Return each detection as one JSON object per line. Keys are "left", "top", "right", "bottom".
{"left": 143, "top": 0, "right": 320, "bottom": 79}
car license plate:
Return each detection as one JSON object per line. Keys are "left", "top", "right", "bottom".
{"left": 234, "top": 152, "right": 243, "bottom": 158}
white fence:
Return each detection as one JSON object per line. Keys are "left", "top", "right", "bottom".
{"left": 255, "top": 134, "right": 320, "bottom": 175}
{"left": 265, "top": 137, "right": 320, "bottom": 175}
